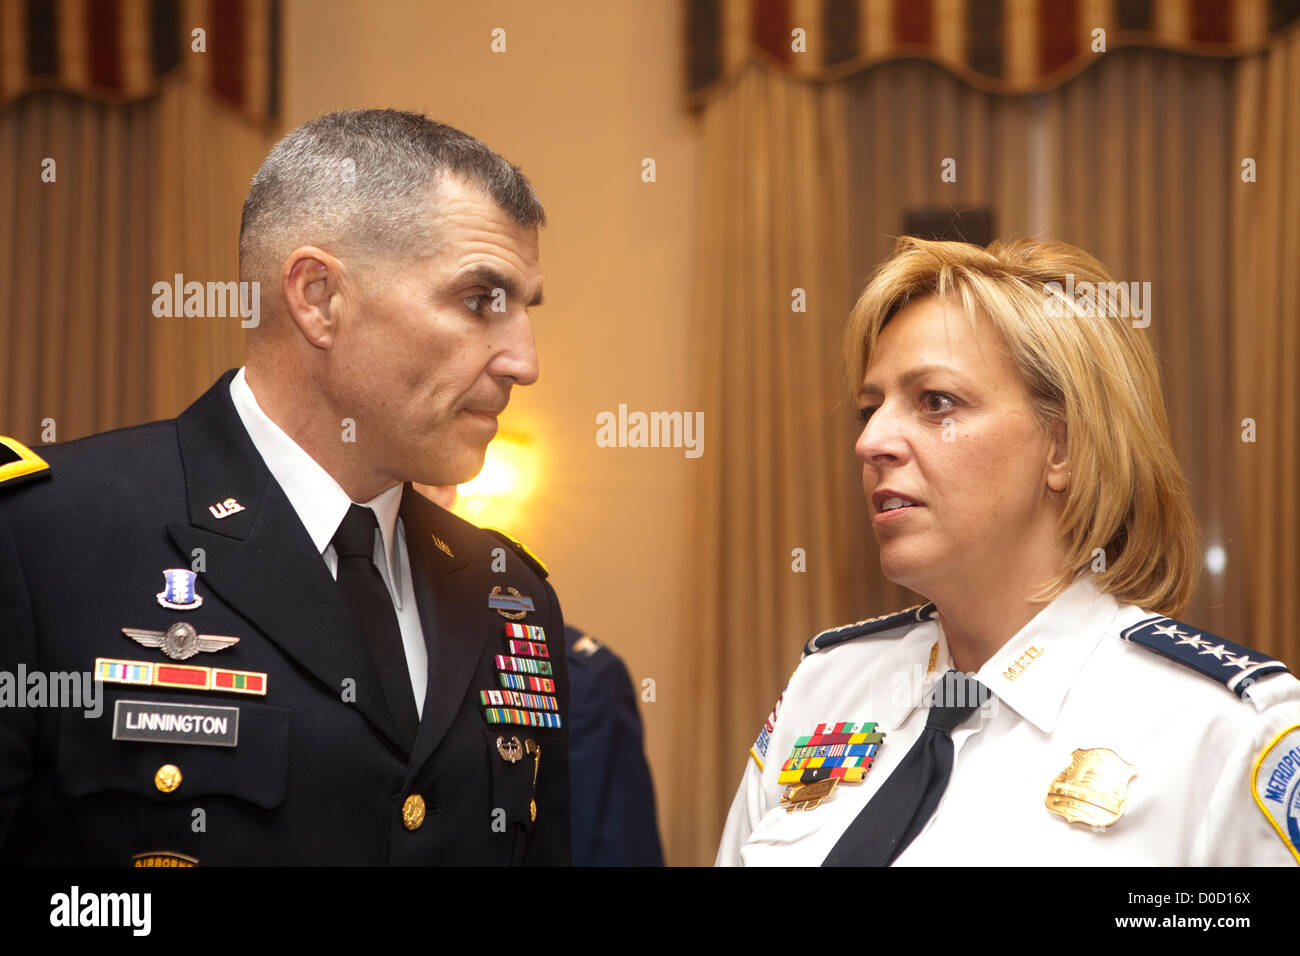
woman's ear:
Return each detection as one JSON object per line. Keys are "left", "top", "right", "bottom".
{"left": 1046, "top": 420, "right": 1069, "bottom": 493}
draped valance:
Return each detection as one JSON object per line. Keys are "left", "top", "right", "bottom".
{"left": 685, "top": 0, "right": 1300, "bottom": 103}
{"left": 0, "top": 0, "right": 279, "bottom": 126}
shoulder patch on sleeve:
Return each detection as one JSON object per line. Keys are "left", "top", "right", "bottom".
{"left": 802, "top": 603, "right": 936, "bottom": 659}
{"left": 1120, "top": 616, "right": 1289, "bottom": 698}
{"left": 571, "top": 633, "right": 602, "bottom": 658}
{"left": 750, "top": 691, "right": 784, "bottom": 770}
{"left": 1251, "top": 723, "right": 1300, "bottom": 864}
{"left": 0, "top": 436, "right": 50, "bottom": 488}
{"left": 484, "top": 528, "right": 549, "bottom": 579}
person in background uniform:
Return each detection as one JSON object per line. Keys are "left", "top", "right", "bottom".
{"left": 0, "top": 110, "right": 571, "bottom": 865}
{"left": 717, "top": 237, "right": 1300, "bottom": 866}
{"left": 566, "top": 625, "right": 663, "bottom": 866}
{"left": 413, "top": 484, "right": 663, "bottom": 866}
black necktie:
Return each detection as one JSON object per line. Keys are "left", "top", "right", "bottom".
{"left": 823, "top": 670, "right": 987, "bottom": 866}
{"left": 332, "top": 504, "right": 419, "bottom": 749}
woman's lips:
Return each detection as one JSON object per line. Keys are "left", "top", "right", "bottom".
{"left": 873, "top": 503, "right": 923, "bottom": 524}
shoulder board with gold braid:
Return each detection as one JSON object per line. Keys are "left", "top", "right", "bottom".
{"left": 1120, "top": 615, "right": 1289, "bottom": 698}
{"left": 484, "top": 528, "right": 549, "bottom": 579}
{"left": 801, "top": 603, "right": 936, "bottom": 659}
{"left": 0, "top": 437, "right": 50, "bottom": 489}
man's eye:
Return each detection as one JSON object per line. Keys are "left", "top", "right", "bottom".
{"left": 923, "top": 392, "right": 955, "bottom": 413}
{"left": 463, "top": 294, "right": 485, "bottom": 315}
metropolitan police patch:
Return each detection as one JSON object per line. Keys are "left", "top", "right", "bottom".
{"left": 1252, "top": 724, "right": 1300, "bottom": 864}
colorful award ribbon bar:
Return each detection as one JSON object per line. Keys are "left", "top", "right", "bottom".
{"left": 506, "top": 639, "right": 549, "bottom": 659}
{"left": 479, "top": 689, "right": 560, "bottom": 711}
{"left": 787, "top": 742, "right": 880, "bottom": 761}
{"left": 504, "top": 623, "right": 547, "bottom": 643}
{"left": 482, "top": 707, "right": 562, "bottom": 729}
{"left": 494, "top": 655, "right": 552, "bottom": 676}
{"left": 794, "top": 730, "right": 884, "bottom": 748}
{"left": 813, "top": 720, "right": 877, "bottom": 735}
{"left": 499, "top": 673, "right": 556, "bottom": 693}
{"left": 782, "top": 749, "right": 877, "bottom": 772}
{"left": 777, "top": 765, "right": 870, "bottom": 785}
{"left": 95, "top": 657, "right": 267, "bottom": 696}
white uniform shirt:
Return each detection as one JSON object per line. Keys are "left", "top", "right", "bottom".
{"left": 228, "top": 367, "right": 428, "bottom": 715}
{"left": 716, "top": 576, "right": 1300, "bottom": 866}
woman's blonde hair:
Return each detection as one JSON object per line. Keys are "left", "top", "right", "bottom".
{"left": 843, "top": 236, "right": 1199, "bottom": 616}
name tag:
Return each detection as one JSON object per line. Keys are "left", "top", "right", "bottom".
{"left": 112, "top": 699, "right": 240, "bottom": 747}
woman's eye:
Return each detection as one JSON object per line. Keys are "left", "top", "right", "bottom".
{"left": 923, "top": 392, "right": 955, "bottom": 413}
{"left": 856, "top": 407, "right": 876, "bottom": 423}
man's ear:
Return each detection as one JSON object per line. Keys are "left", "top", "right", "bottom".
{"left": 282, "top": 247, "right": 345, "bottom": 349}
{"left": 1046, "top": 419, "right": 1069, "bottom": 493}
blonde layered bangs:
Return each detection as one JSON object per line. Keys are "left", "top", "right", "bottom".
{"left": 843, "top": 236, "right": 1199, "bottom": 616}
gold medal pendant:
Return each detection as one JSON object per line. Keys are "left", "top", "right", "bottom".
{"left": 1045, "top": 748, "right": 1137, "bottom": 827}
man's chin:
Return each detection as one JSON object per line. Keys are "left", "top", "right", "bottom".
{"left": 412, "top": 449, "right": 487, "bottom": 489}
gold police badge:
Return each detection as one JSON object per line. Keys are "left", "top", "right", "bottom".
{"left": 1045, "top": 747, "right": 1137, "bottom": 827}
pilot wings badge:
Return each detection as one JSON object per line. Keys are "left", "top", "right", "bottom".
{"left": 1046, "top": 747, "right": 1137, "bottom": 828}
{"left": 122, "top": 622, "right": 240, "bottom": 661}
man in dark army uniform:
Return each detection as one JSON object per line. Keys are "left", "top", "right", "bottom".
{"left": 0, "top": 110, "right": 570, "bottom": 865}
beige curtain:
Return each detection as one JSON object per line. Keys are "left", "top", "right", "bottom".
{"left": 1231, "top": 25, "right": 1300, "bottom": 662}
{"left": 680, "top": 35, "right": 1300, "bottom": 865}
{"left": 0, "top": 78, "right": 268, "bottom": 446}
{"left": 670, "top": 64, "right": 897, "bottom": 865}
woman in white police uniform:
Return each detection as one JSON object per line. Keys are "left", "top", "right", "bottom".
{"left": 716, "top": 237, "right": 1300, "bottom": 867}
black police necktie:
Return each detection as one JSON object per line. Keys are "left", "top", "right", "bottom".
{"left": 823, "top": 670, "right": 987, "bottom": 866}
{"left": 332, "top": 504, "right": 419, "bottom": 749}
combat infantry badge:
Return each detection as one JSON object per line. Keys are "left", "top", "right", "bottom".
{"left": 122, "top": 622, "right": 240, "bottom": 661}
{"left": 1046, "top": 747, "right": 1137, "bottom": 827}
{"left": 488, "top": 585, "right": 534, "bottom": 620}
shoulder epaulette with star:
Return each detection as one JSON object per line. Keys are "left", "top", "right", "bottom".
{"left": 0, "top": 437, "right": 50, "bottom": 489}
{"left": 801, "top": 603, "right": 936, "bottom": 659}
{"left": 1120, "top": 616, "right": 1289, "bottom": 698}
{"left": 484, "top": 528, "right": 549, "bottom": 579}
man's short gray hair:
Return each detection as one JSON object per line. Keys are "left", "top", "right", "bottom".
{"left": 239, "top": 109, "right": 546, "bottom": 286}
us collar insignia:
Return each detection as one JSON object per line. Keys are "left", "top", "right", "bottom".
{"left": 488, "top": 585, "right": 534, "bottom": 620}
{"left": 779, "top": 721, "right": 885, "bottom": 811}
{"left": 431, "top": 533, "right": 454, "bottom": 558}
{"left": 1045, "top": 747, "right": 1137, "bottom": 827}
{"left": 156, "top": 569, "right": 203, "bottom": 610}
{"left": 121, "top": 622, "right": 239, "bottom": 660}
{"left": 208, "top": 497, "right": 245, "bottom": 519}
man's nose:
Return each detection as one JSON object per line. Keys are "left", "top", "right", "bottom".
{"left": 495, "top": 311, "right": 539, "bottom": 386}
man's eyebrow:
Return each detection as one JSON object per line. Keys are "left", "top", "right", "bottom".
{"left": 859, "top": 364, "right": 969, "bottom": 398}
{"left": 450, "top": 265, "right": 544, "bottom": 307}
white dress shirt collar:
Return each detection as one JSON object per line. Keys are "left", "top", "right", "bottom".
{"left": 925, "top": 575, "right": 1120, "bottom": 734}
{"left": 228, "top": 367, "right": 404, "bottom": 598}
